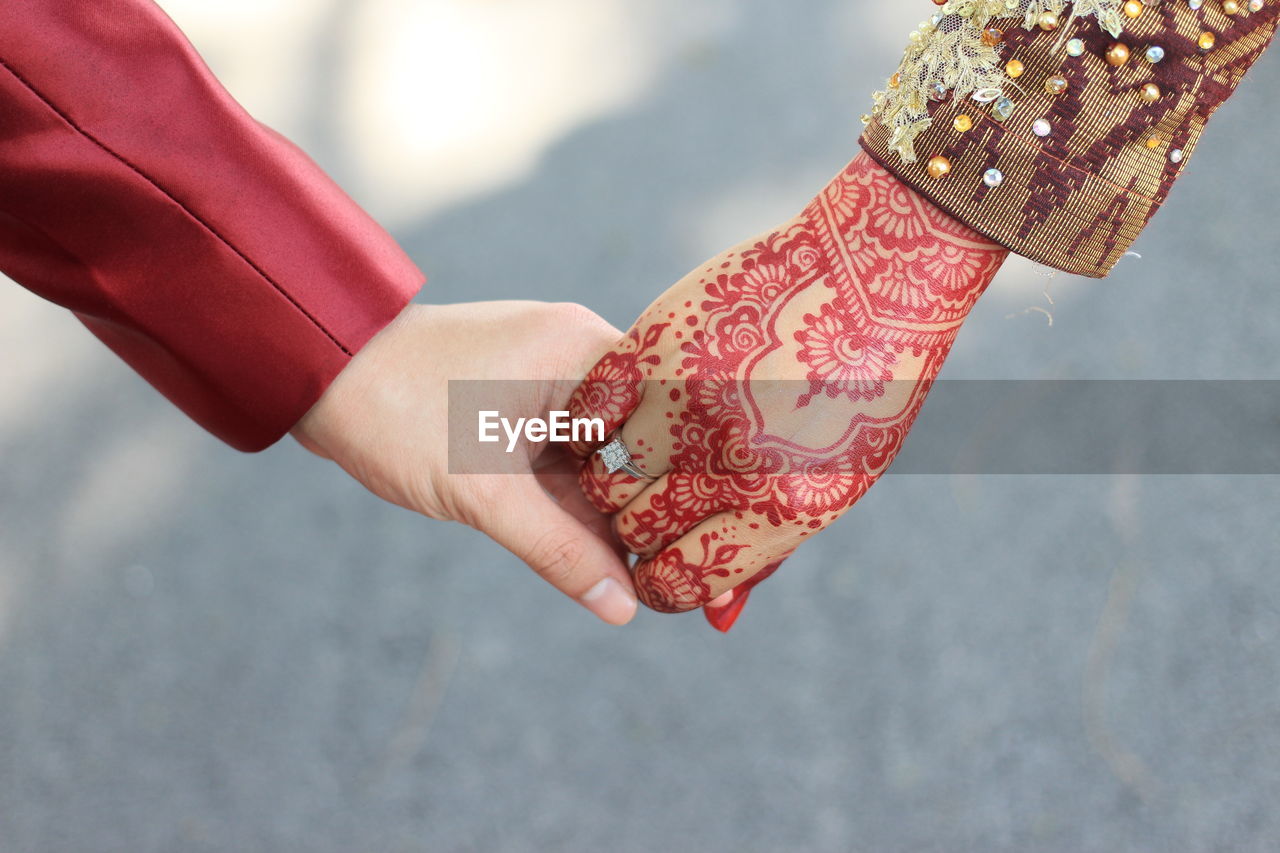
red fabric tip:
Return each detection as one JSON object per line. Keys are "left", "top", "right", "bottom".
{"left": 701, "top": 559, "right": 785, "bottom": 632}
{"left": 704, "top": 588, "right": 751, "bottom": 633}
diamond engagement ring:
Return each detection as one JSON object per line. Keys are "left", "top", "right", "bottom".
{"left": 597, "top": 436, "right": 652, "bottom": 481}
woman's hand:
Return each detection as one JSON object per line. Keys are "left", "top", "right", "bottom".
{"left": 292, "top": 301, "right": 638, "bottom": 626}
{"left": 568, "top": 153, "right": 1008, "bottom": 628}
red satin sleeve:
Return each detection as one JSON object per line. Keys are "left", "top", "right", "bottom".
{"left": 0, "top": 0, "right": 425, "bottom": 451}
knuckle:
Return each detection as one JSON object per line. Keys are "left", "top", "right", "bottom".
{"left": 614, "top": 508, "right": 667, "bottom": 559}
{"left": 525, "top": 527, "right": 588, "bottom": 590}
{"left": 457, "top": 477, "right": 503, "bottom": 513}
{"left": 578, "top": 464, "right": 627, "bottom": 514}
{"left": 549, "top": 301, "right": 603, "bottom": 332}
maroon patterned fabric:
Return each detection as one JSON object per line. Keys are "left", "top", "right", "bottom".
{"left": 862, "top": 1, "right": 1278, "bottom": 278}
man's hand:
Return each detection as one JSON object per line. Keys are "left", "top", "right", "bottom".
{"left": 566, "top": 154, "right": 1008, "bottom": 628}
{"left": 292, "top": 301, "right": 637, "bottom": 626}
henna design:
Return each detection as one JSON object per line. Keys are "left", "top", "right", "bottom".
{"left": 638, "top": 532, "right": 750, "bottom": 613}
{"left": 795, "top": 302, "right": 898, "bottom": 406}
{"left": 572, "top": 153, "right": 1008, "bottom": 622}
{"left": 567, "top": 322, "right": 667, "bottom": 455}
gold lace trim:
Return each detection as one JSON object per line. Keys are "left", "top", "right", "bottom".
{"left": 867, "top": 0, "right": 1133, "bottom": 163}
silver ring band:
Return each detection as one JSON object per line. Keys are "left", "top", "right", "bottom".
{"left": 597, "top": 436, "right": 653, "bottom": 481}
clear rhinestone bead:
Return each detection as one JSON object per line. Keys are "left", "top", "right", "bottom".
{"left": 983, "top": 168, "right": 1005, "bottom": 188}
{"left": 1032, "top": 119, "right": 1052, "bottom": 137}
{"left": 1146, "top": 45, "right": 1166, "bottom": 63}
{"left": 1170, "top": 149, "right": 1184, "bottom": 164}
{"left": 992, "top": 97, "right": 1015, "bottom": 121}
{"left": 1067, "top": 38, "right": 1086, "bottom": 56}
{"left": 1045, "top": 75, "right": 1069, "bottom": 95}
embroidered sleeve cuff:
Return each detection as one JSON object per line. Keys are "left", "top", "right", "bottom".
{"left": 860, "top": 0, "right": 1278, "bottom": 278}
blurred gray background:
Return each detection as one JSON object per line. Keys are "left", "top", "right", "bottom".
{"left": 2, "top": 1, "right": 1279, "bottom": 851}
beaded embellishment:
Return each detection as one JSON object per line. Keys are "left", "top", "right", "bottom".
{"left": 864, "top": 0, "right": 1258, "bottom": 163}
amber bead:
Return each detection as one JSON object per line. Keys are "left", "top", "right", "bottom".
{"left": 1006, "top": 59, "right": 1025, "bottom": 78}
{"left": 1139, "top": 83, "right": 1162, "bottom": 102}
{"left": 1124, "top": 0, "right": 1145, "bottom": 17}
{"left": 927, "top": 156, "right": 953, "bottom": 179}
{"left": 954, "top": 114, "right": 974, "bottom": 133}
{"left": 982, "top": 27, "right": 1005, "bottom": 46}
{"left": 1223, "top": 0, "right": 1241, "bottom": 13}
{"left": 1045, "top": 75, "right": 1069, "bottom": 95}
{"left": 1106, "top": 43, "right": 1132, "bottom": 66}
{"left": 1038, "top": 12, "right": 1060, "bottom": 31}
{"left": 1199, "top": 31, "right": 1217, "bottom": 51}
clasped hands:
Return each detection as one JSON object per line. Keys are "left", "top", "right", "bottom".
{"left": 293, "top": 153, "right": 1008, "bottom": 630}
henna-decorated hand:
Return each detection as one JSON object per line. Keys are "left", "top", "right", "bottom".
{"left": 568, "top": 153, "right": 1008, "bottom": 630}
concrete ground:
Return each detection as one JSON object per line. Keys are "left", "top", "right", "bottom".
{"left": 2, "top": 1, "right": 1279, "bottom": 851}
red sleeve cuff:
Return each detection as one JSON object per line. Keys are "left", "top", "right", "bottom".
{"left": 0, "top": 0, "right": 424, "bottom": 451}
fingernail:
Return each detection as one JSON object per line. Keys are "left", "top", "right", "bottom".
{"left": 581, "top": 577, "right": 637, "bottom": 626}
{"left": 707, "top": 591, "right": 735, "bottom": 609}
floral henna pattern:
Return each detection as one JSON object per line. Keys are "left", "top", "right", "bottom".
{"left": 567, "top": 322, "right": 667, "bottom": 460}
{"left": 638, "top": 533, "right": 750, "bottom": 613}
{"left": 576, "top": 153, "right": 1008, "bottom": 620}
{"left": 795, "top": 301, "right": 898, "bottom": 406}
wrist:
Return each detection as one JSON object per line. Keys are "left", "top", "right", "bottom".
{"left": 850, "top": 151, "right": 1006, "bottom": 254}
{"left": 291, "top": 302, "right": 425, "bottom": 457}
{"left": 805, "top": 152, "right": 1008, "bottom": 337}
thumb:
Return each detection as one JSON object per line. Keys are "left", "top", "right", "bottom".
{"left": 476, "top": 477, "right": 638, "bottom": 626}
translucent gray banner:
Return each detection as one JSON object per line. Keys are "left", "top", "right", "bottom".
{"left": 447, "top": 380, "right": 1280, "bottom": 475}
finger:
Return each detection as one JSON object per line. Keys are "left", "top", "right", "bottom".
{"left": 533, "top": 449, "right": 629, "bottom": 563}
{"left": 577, "top": 419, "right": 664, "bottom": 514}
{"left": 565, "top": 350, "right": 646, "bottom": 458}
{"left": 579, "top": 369, "right": 758, "bottom": 518}
{"left": 631, "top": 512, "right": 796, "bottom": 614}
{"left": 532, "top": 447, "right": 584, "bottom": 500}
{"left": 477, "top": 476, "right": 637, "bottom": 625}
{"left": 613, "top": 471, "right": 732, "bottom": 558}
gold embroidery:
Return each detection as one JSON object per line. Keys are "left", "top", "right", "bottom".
{"left": 869, "top": 0, "right": 1131, "bottom": 162}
